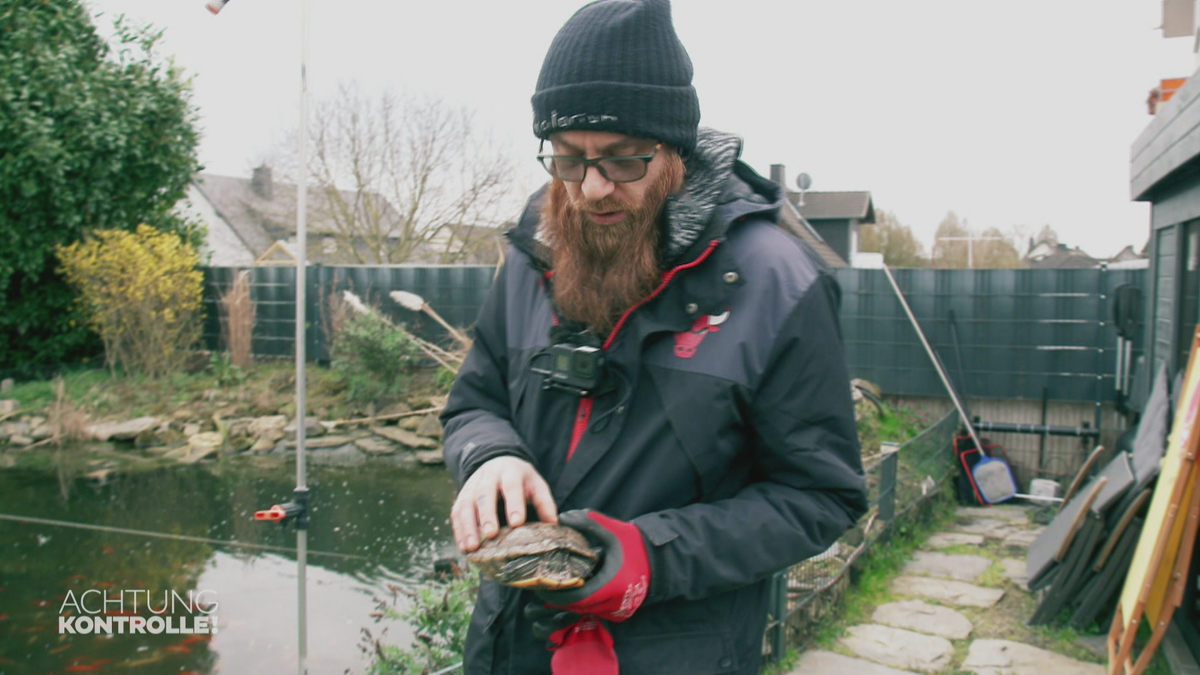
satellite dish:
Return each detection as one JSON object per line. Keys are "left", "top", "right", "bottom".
{"left": 796, "top": 173, "right": 813, "bottom": 191}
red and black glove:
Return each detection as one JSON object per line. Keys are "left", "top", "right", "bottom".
{"left": 535, "top": 509, "right": 651, "bottom": 621}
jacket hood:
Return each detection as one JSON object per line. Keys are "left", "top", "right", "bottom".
{"left": 508, "top": 127, "right": 782, "bottom": 268}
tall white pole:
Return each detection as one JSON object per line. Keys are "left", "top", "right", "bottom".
{"left": 295, "top": 0, "right": 311, "bottom": 672}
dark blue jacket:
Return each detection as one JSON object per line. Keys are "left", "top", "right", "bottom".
{"left": 441, "top": 128, "right": 867, "bottom": 675}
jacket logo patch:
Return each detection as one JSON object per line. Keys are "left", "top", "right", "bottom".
{"left": 673, "top": 309, "right": 729, "bottom": 359}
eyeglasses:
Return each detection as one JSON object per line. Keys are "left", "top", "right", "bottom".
{"left": 537, "top": 141, "right": 661, "bottom": 183}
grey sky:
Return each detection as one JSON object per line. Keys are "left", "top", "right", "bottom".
{"left": 84, "top": 0, "right": 1195, "bottom": 260}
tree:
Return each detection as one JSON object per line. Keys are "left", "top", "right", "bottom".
{"left": 0, "top": 1, "right": 202, "bottom": 374}
{"left": 858, "top": 209, "right": 927, "bottom": 267}
{"left": 279, "top": 82, "right": 515, "bottom": 265}
{"left": 930, "top": 212, "right": 1022, "bottom": 268}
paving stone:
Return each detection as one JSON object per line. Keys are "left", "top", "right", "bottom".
{"left": 839, "top": 624, "right": 954, "bottom": 672}
{"left": 890, "top": 576, "right": 1005, "bottom": 608}
{"left": 955, "top": 518, "right": 1023, "bottom": 540}
{"left": 904, "top": 551, "right": 993, "bottom": 582}
{"left": 871, "top": 600, "right": 974, "bottom": 640}
{"left": 956, "top": 505, "right": 1030, "bottom": 525}
{"left": 1003, "top": 527, "right": 1043, "bottom": 549}
{"left": 924, "top": 532, "right": 985, "bottom": 549}
{"left": 788, "top": 649, "right": 919, "bottom": 675}
{"left": 963, "top": 639, "right": 1105, "bottom": 675}
{"left": 1001, "top": 558, "right": 1029, "bottom": 588}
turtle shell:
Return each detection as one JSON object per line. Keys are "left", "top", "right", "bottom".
{"left": 466, "top": 522, "right": 599, "bottom": 590}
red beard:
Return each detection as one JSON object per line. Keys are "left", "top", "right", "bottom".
{"left": 540, "top": 153, "right": 685, "bottom": 335}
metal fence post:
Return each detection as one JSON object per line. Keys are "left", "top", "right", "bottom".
{"left": 769, "top": 571, "right": 787, "bottom": 665}
{"left": 879, "top": 446, "right": 899, "bottom": 541}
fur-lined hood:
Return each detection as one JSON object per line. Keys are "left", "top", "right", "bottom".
{"left": 507, "top": 127, "right": 783, "bottom": 269}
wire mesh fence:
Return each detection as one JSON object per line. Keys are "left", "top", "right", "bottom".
{"left": 763, "top": 409, "right": 960, "bottom": 664}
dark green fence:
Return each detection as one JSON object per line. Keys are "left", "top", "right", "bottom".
{"left": 201, "top": 265, "right": 1146, "bottom": 402}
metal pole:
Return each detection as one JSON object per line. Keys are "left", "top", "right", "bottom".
{"left": 882, "top": 265, "right": 985, "bottom": 453}
{"left": 295, "top": 0, "right": 311, "bottom": 672}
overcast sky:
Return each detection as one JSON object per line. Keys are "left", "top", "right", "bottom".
{"left": 83, "top": 0, "right": 1198, "bottom": 260}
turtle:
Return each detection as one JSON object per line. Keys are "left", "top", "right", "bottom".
{"left": 465, "top": 522, "right": 599, "bottom": 590}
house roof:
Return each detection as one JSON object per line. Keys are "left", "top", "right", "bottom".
{"left": 789, "top": 191, "right": 876, "bottom": 224}
{"left": 777, "top": 197, "right": 848, "bottom": 268}
{"left": 1025, "top": 244, "right": 1100, "bottom": 269}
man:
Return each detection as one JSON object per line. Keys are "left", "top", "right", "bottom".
{"left": 441, "top": 0, "right": 867, "bottom": 672}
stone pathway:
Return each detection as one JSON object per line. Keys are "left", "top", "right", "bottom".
{"left": 788, "top": 504, "right": 1106, "bottom": 675}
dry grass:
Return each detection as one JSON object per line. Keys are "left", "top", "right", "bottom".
{"left": 219, "top": 270, "right": 255, "bottom": 369}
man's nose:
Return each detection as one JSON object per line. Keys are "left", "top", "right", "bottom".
{"left": 580, "top": 164, "right": 615, "bottom": 202}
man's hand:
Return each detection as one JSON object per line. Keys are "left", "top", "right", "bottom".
{"left": 451, "top": 456, "right": 557, "bottom": 552}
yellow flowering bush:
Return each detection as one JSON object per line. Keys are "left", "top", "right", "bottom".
{"left": 57, "top": 225, "right": 204, "bottom": 378}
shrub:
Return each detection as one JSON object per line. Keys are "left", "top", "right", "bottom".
{"left": 361, "top": 571, "right": 478, "bottom": 675}
{"left": 57, "top": 225, "right": 204, "bottom": 379}
{"left": 330, "top": 307, "right": 420, "bottom": 403}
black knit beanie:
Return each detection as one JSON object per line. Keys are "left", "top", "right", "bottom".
{"left": 532, "top": 0, "right": 700, "bottom": 153}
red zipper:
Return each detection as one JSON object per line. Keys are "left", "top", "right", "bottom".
{"left": 565, "top": 240, "right": 722, "bottom": 460}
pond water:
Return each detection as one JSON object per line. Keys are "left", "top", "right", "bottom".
{"left": 0, "top": 457, "right": 459, "bottom": 674}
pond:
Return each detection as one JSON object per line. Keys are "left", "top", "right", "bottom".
{"left": 0, "top": 456, "right": 459, "bottom": 674}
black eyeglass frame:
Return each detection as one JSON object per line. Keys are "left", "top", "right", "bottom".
{"left": 536, "top": 141, "right": 662, "bottom": 184}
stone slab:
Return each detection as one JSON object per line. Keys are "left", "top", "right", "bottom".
{"left": 924, "top": 532, "right": 985, "bottom": 549}
{"left": 955, "top": 518, "right": 1024, "bottom": 540}
{"left": 890, "top": 576, "right": 1005, "bottom": 608}
{"left": 839, "top": 624, "right": 954, "bottom": 672}
{"left": 90, "top": 417, "right": 162, "bottom": 441}
{"left": 956, "top": 505, "right": 1030, "bottom": 525}
{"left": 371, "top": 426, "right": 438, "bottom": 448}
{"left": 355, "top": 437, "right": 399, "bottom": 455}
{"left": 904, "top": 551, "right": 993, "bottom": 582}
{"left": 1003, "top": 527, "right": 1044, "bottom": 549}
{"left": 286, "top": 434, "right": 355, "bottom": 449}
{"left": 788, "top": 649, "right": 919, "bottom": 675}
{"left": 1001, "top": 558, "right": 1028, "bottom": 588}
{"left": 871, "top": 600, "right": 974, "bottom": 640}
{"left": 963, "top": 640, "right": 1104, "bottom": 675}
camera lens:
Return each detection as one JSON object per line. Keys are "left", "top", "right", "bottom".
{"left": 573, "top": 353, "right": 594, "bottom": 376}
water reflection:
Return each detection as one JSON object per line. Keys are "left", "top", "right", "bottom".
{"left": 0, "top": 460, "right": 458, "bottom": 674}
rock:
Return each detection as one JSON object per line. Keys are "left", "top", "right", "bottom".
{"left": 890, "top": 576, "right": 1005, "bottom": 608}
{"left": 399, "top": 416, "right": 423, "bottom": 431}
{"left": 791, "top": 650, "right": 919, "bottom": 675}
{"left": 0, "top": 378, "right": 13, "bottom": 393}
{"left": 134, "top": 429, "right": 161, "bottom": 448}
{"left": 90, "top": 417, "right": 162, "bottom": 442}
{"left": 284, "top": 416, "right": 324, "bottom": 437}
{"left": 188, "top": 432, "right": 223, "bottom": 454}
{"left": 287, "top": 435, "right": 355, "bottom": 449}
{"left": 248, "top": 416, "right": 288, "bottom": 436}
{"left": 355, "top": 437, "right": 399, "bottom": 455}
{"left": 415, "top": 448, "right": 444, "bottom": 465}
{"left": 871, "top": 600, "right": 974, "bottom": 640}
{"left": 171, "top": 409, "right": 194, "bottom": 421}
{"left": 306, "top": 444, "right": 365, "bottom": 467}
{"left": 903, "top": 551, "right": 993, "bottom": 582}
{"left": 924, "top": 532, "right": 985, "bottom": 548}
{"left": 416, "top": 415, "right": 443, "bottom": 439}
{"left": 249, "top": 436, "right": 279, "bottom": 453}
{"left": 371, "top": 426, "right": 438, "bottom": 448}
{"left": 963, "top": 640, "right": 1105, "bottom": 675}
{"left": 838, "top": 624, "right": 954, "bottom": 672}
{"left": 28, "top": 416, "right": 45, "bottom": 427}
{"left": 378, "top": 402, "right": 412, "bottom": 417}
{"left": 0, "top": 400, "right": 17, "bottom": 415}
{"left": 8, "top": 434, "right": 34, "bottom": 447}
{"left": 0, "top": 421, "right": 28, "bottom": 438}
{"left": 183, "top": 423, "right": 202, "bottom": 437}
{"left": 29, "top": 424, "right": 53, "bottom": 441}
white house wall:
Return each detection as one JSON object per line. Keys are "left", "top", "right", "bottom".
{"left": 182, "top": 184, "right": 256, "bottom": 267}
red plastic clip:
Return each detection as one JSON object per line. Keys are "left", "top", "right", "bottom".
{"left": 254, "top": 505, "right": 288, "bottom": 522}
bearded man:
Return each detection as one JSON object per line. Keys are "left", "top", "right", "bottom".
{"left": 441, "top": 1, "right": 867, "bottom": 673}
